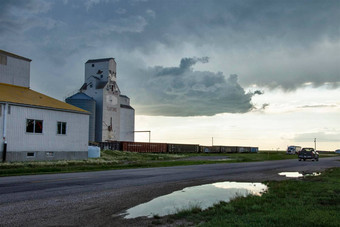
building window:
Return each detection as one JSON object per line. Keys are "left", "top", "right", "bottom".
{"left": 92, "top": 64, "right": 95, "bottom": 67}
{"left": 26, "top": 119, "right": 43, "bottom": 133}
{"left": 27, "top": 152, "right": 35, "bottom": 157}
{"left": 0, "top": 54, "right": 7, "bottom": 65}
{"left": 57, "top": 122, "right": 67, "bottom": 135}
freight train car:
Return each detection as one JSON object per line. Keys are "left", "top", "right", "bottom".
{"left": 96, "top": 141, "right": 259, "bottom": 154}
{"left": 199, "top": 146, "right": 222, "bottom": 153}
{"left": 220, "top": 146, "right": 238, "bottom": 153}
{"left": 200, "top": 146, "right": 213, "bottom": 153}
{"left": 97, "top": 141, "right": 121, "bottom": 151}
{"left": 121, "top": 141, "right": 167, "bottom": 153}
{"left": 251, "top": 147, "right": 259, "bottom": 153}
{"left": 167, "top": 143, "right": 200, "bottom": 153}
{"left": 237, "top": 147, "right": 252, "bottom": 153}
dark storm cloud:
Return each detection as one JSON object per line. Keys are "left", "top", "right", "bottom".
{"left": 253, "top": 90, "right": 264, "bottom": 95}
{"left": 0, "top": 0, "right": 53, "bottom": 33}
{"left": 128, "top": 57, "right": 259, "bottom": 116}
{"left": 0, "top": 0, "right": 339, "bottom": 101}
{"left": 81, "top": 0, "right": 340, "bottom": 91}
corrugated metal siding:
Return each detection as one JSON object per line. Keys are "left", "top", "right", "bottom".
{"left": 200, "top": 146, "right": 213, "bottom": 153}
{"left": 220, "top": 146, "right": 238, "bottom": 153}
{"left": 167, "top": 144, "right": 200, "bottom": 153}
{"left": 211, "top": 146, "right": 222, "bottom": 153}
{"left": 6, "top": 105, "right": 89, "bottom": 152}
{"left": 97, "top": 141, "right": 121, "bottom": 151}
{"left": 95, "top": 141, "right": 259, "bottom": 154}
{"left": 122, "top": 142, "right": 167, "bottom": 153}
{"left": 237, "top": 147, "right": 252, "bottom": 153}
{"left": 251, "top": 147, "right": 259, "bottom": 153}
{"left": 0, "top": 55, "right": 30, "bottom": 87}
{"left": 120, "top": 107, "right": 134, "bottom": 142}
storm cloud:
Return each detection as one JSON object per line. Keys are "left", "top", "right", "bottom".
{"left": 129, "top": 57, "right": 260, "bottom": 116}
{"left": 0, "top": 0, "right": 339, "bottom": 104}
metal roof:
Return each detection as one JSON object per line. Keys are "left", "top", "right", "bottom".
{"left": 86, "top": 58, "right": 115, "bottom": 63}
{"left": 66, "top": 92, "right": 95, "bottom": 100}
{"left": 0, "top": 83, "right": 88, "bottom": 114}
{"left": 120, "top": 104, "right": 134, "bottom": 110}
{"left": 0, "top": 49, "right": 32, "bottom": 62}
{"left": 120, "top": 94, "right": 129, "bottom": 98}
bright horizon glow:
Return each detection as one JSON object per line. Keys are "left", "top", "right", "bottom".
{"left": 135, "top": 85, "right": 340, "bottom": 151}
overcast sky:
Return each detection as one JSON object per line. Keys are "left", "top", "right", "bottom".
{"left": 1, "top": 0, "right": 339, "bottom": 150}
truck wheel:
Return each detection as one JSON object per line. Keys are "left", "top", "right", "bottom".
{"left": 303, "top": 159, "right": 306, "bottom": 161}
{"left": 299, "top": 159, "right": 301, "bottom": 161}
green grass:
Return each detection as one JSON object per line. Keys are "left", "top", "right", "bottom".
{"left": 166, "top": 168, "right": 340, "bottom": 227}
{"left": 0, "top": 150, "right": 338, "bottom": 177}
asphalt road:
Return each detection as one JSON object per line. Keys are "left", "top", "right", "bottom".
{"left": 1, "top": 157, "right": 339, "bottom": 226}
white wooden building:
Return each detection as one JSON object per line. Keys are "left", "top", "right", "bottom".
{"left": 0, "top": 50, "right": 89, "bottom": 162}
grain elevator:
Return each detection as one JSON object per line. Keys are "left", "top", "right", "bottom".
{"left": 66, "top": 58, "right": 134, "bottom": 142}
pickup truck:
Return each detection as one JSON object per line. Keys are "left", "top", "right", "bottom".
{"left": 298, "top": 148, "right": 319, "bottom": 161}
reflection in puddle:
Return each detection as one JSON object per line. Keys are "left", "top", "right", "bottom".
{"left": 123, "top": 181, "right": 267, "bottom": 219}
{"left": 279, "top": 172, "right": 321, "bottom": 178}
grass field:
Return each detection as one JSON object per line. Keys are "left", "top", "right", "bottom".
{"left": 162, "top": 167, "right": 340, "bottom": 226}
{"left": 0, "top": 150, "right": 338, "bottom": 177}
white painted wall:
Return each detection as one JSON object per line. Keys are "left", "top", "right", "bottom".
{"left": 0, "top": 55, "right": 30, "bottom": 87}
{"left": 0, "top": 104, "right": 3, "bottom": 152}
{"left": 5, "top": 105, "right": 89, "bottom": 152}
{"left": 85, "top": 59, "right": 116, "bottom": 83}
{"left": 102, "top": 85, "right": 121, "bottom": 141}
{"left": 120, "top": 107, "right": 134, "bottom": 142}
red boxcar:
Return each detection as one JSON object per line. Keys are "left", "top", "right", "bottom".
{"left": 122, "top": 142, "right": 167, "bottom": 153}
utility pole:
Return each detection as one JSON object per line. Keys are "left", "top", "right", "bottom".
{"left": 314, "top": 138, "right": 317, "bottom": 150}
{"left": 212, "top": 137, "right": 214, "bottom": 146}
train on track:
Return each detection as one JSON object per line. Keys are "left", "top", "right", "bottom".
{"left": 94, "top": 141, "right": 259, "bottom": 153}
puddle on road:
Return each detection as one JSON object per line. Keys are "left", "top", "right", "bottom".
{"left": 123, "top": 181, "right": 267, "bottom": 219}
{"left": 278, "top": 172, "right": 321, "bottom": 178}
